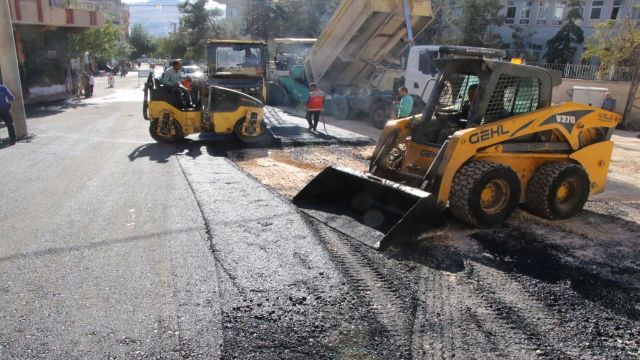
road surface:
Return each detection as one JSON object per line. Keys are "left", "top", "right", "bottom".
{"left": 0, "top": 73, "right": 638, "bottom": 359}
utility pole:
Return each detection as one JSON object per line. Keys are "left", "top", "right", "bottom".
{"left": 0, "top": 0, "right": 28, "bottom": 139}
{"left": 622, "top": 50, "right": 640, "bottom": 130}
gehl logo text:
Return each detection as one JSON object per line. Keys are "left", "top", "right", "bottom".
{"left": 469, "top": 125, "right": 510, "bottom": 144}
{"left": 556, "top": 115, "right": 576, "bottom": 124}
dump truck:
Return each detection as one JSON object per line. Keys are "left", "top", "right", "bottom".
{"left": 294, "top": 56, "right": 621, "bottom": 250}
{"left": 266, "top": 0, "right": 433, "bottom": 128}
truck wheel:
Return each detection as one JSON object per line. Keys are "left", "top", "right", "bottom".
{"left": 332, "top": 95, "right": 351, "bottom": 120}
{"left": 369, "top": 103, "right": 389, "bottom": 129}
{"left": 525, "top": 163, "right": 590, "bottom": 220}
{"left": 234, "top": 117, "right": 269, "bottom": 144}
{"left": 450, "top": 161, "right": 520, "bottom": 226}
{"left": 149, "top": 119, "right": 184, "bottom": 143}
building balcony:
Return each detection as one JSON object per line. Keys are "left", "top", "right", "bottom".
{"left": 49, "top": 0, "right": 101, "bottom": 12}
{"left": 10, "top": 0, "right": 104, "bottom": 28}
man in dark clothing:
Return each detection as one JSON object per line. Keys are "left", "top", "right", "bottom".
{"left": 0, "top": 84, "right": 17, "bottom": 145}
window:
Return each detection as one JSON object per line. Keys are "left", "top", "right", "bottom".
{"left": 553, "top": 1, "right": 566, "bottom": 24}
{"left": 89, "top": 11, "right": 97, "bottom": 26}
{"left": 611, "top": 0, "right": 622, "bottom": 19}
{"left": 506, "top": 1, "right": 516, "bottom": 24}
{"left": 520, "top": 2, "right": 532, "bottom": 24}
{"left": 418, "top": 50, "right": 439, "bottom": 76}
{"left": 484, "top": 75, "right": 541, "bottom": 123}
{"left": 590, "top": 0, "right": 603, "bottom": 20}
{"left": 537, "top": 1, "right": 548, "bottom": 24}
{"left": 416, "top": 71, "right": 481, "bottom": 144}
{"left": 65, "top": 9, "right": 74, "bottom": 24}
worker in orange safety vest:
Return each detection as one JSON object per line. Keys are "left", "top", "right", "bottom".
{"left": 305, "top": 83, "right": 325, "bottom": 131}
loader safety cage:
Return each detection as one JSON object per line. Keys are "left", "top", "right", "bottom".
{"left": 414, "top": 59, "right": 561, "bottom": 146}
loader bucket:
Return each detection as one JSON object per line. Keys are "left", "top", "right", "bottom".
{"left": 293, "top": 167, "right": 446, "bottom": 250}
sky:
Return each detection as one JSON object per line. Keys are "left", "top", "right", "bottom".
{"left": 123, "top": 0, "right": 226, "bottom": 36}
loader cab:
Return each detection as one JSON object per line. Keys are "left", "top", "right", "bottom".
{"left": 413, "top": 58, "right": 558, "bottom": 146}
{"left": 406, "top": 46, "right": 507, "bottom": 104}
{"left": 206, "top": 40, "right": 267, "bottom": 102}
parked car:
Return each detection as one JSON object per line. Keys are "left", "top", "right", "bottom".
{"left": 181, "top": 65, "right": 205, "bottom": 80}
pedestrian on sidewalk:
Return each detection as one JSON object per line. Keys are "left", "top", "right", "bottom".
{"left": 81, "top": 72, "right": 90, "bottom": 98}
{"left": 88, "top": 73, "right": 95, "bottom": 98}
{"left": 0, "top": 83, "right": 17, "bottom": 146}
{"left": 396, "top": 86, "right": 414, "bottom": 119}
{"left": 305, "top": 83, "right": 324, "bottom": 131}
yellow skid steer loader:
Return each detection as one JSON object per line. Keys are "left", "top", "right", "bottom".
{"left": 294, "top": 58, "right": 621, "bottom": 250}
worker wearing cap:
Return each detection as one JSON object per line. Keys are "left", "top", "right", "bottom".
{"left": 306, "top": 83, "right": 325, "bottom": 131}
{"left": 397, "top": 86, "right": 414, "bottom": 118}
{"left": 162, "top": 60, "right": 182, "bottom": 87}
{"left": 601, "top": 92, "right": 617, "bottom": 112}
{"left": 162, "top": 60, "right": 191, "bottom": 108}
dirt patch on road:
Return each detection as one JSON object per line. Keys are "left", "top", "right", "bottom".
{"left": 229, "top": 145, "right": 374, "bottom": 198}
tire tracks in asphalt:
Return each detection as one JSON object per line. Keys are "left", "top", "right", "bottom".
{"left": 305, "top": 220, "right": 414, "bottom": 357}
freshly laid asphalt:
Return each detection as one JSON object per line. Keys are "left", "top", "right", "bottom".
{"left": 264, "top": 106, "right": 374, "bottom": 146}
{"left": 0, "top": 74, "right": 391, "bottom": 358}
{"left": 3, "top": 73, "right": 639, "bottom": 359}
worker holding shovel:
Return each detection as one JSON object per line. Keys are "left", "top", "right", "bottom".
{"left": 306, "top": 83, "right": 325, "bottom": 131}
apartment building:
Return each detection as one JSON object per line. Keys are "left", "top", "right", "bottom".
{"left": 7, "top": 0, "right": 129, "bottom": 102}
{"left": 218, "top": 0, "right": 249, "bottom": 36}
{"left": 494, "top": 0, "right": 640, "bottom": 62}
{"left": 10, "top": 0, "right": 105, "bottom": 28}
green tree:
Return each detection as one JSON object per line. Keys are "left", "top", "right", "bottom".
{"left": 510, "top": 25, "right": 536, "bottom": 60}
{"left": 544, "top": 0, "right": 584, "bottom": 64}
{"left": 453, "top": 0, "right": 504, "bottom": 47}
{"left": 157, "top": 31, "right": 188, "bottom": 59}
{"left": 177, "top": 0, "right": 224, "bottom": 60}
{"left": 245, "top": 0, "right": 341, "bottom": 40}
{"left": 129, "top": 24, "right": 157, "bottom": 60}
{"left": 69, "top": 22, "right": 132, "bottom": 61}
{"left": 416, "top": 0, "right": 457, "bottom": 45}
{"left": 583, "top": 20, "right": 640, "bottom": 68}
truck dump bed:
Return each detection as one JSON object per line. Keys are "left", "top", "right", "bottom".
{"left": 304, "top": 0, "right": 432, "bottom": 92}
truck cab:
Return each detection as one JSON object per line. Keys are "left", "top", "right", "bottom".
{"left": 405, "top": 45, "right": 507, "bottom": 105}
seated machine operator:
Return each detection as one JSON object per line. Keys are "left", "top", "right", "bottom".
{"left": 161, "top": 60, "right": 192, "bottom": 108}
{"left": 442, "top": 83, "right": 481, "bottom": 128}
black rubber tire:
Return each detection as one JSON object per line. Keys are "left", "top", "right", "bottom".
{"left": 369, "top": 130, "right": 399, "bottom": 174}
{"left": 332, "top": 95, "right": 351, "bottom": 120}
{"left": 142, "top": 83, "right": 150, "bottom": 120}
{"left": 234, "top": 117, "right": 269, "bottom": 144}
{"left": 143, "top": 99, "right": 150, "bottom": 120}
{"left": 149, "top": 119, "right": 184, "bottom": 143}
{"left": 449, "top": 161, "right": 521, "bottom": 226}
{"left": 369, "top": 102, "right": 389, "bottom": 129}
{"left": 525, "top": 162, "right": 590, "bottom": 220}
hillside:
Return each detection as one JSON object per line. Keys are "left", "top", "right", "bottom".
{"left": 127, "top": 0, "right": 181, "bottom": 36}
